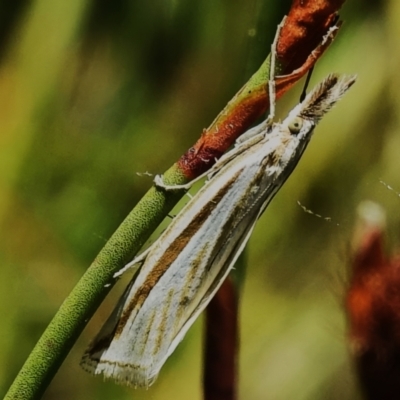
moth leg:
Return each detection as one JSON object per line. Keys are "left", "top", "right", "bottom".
{"left": 154, "top": 173, "right": 208, "bottom": 191}
{"left": 207, "top": 129, "right": 270, "bottom": 179}
{"left": 235, "top": 120, "right": 271, "bottom": 145}
{"left": 113, "top": 245, "right": 153, "bottom": 278}
{"left": 155, "top": 21, "right": 285, "bottom": 192}
{"left": 265, "top": 17, "right": 285, "bottom": 125}
{"left": 238, "top": 25, "right": 280, "bottom": 143}
{"left": 236, "top": 17, "right": 284, "bottom": 146}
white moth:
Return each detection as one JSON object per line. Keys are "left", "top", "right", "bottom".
{"left": 80, "top": 72, "right": 355, "bottom": 388}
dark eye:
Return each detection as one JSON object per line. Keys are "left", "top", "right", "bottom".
{"left": 288, "top": 117, "right": 303, "bottom": 134}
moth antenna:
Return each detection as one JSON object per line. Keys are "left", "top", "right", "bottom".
{"left": 299, "top": 66, "right": 314, "bottom": 102}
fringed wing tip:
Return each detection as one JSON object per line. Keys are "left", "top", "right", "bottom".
{"left": 80, "top": 352, "right": 158, "bottom": 389}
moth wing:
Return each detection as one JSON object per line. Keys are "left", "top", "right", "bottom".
{"left": 164, "top": 182, "right": 279, "bottom": 365}
{"left": 82, "top": 150, "right": 277, "bottom": 387}
{"left": 81, "top": 248, "right": 152, "bottom": 383}
{"left": 80, "top": 276, "right": 136, "bottom": 373}
{"left": 207, "top": 132, "right": 266, "bottom": 180}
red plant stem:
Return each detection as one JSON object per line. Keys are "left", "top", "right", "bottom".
{"left": 175, "top": 0, "right": 346, "bottom": 180}
{"left": 278, "top": 0, "right": 346, "bottom": 71}
{"left": 204, "top": 278, "right": 238, "bottom": 400}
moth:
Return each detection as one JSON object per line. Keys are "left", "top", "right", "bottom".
{"left": 80, "top": 71, "right": 355, "bottom": 387}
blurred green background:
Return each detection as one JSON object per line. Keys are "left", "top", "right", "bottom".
{"left": 0, "top": 0, "right": 398, "bottom": 399}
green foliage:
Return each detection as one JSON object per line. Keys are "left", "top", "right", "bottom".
{"left": 0, "top": 0, "right": 397, "bottom": 399}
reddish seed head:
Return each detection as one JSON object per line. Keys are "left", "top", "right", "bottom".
{"left": 346, "top": 202, "right": 400, "bottom": 400}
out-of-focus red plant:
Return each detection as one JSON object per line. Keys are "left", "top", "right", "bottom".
{"left": 346, "top": 201, "right": 400, "bottom": 400}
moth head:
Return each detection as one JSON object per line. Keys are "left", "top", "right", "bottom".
{"left": 283, "top": 73, "right": 356, "bottom": 139}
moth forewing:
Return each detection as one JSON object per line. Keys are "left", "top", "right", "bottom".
{"left": 81, "top": 73, "right": 356, "bottom": 387}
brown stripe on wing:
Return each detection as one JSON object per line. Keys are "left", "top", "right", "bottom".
{"left": 114, "top": 168, "right": 244, "bottom": 337}
{"left": 138, "top": 309, "right": 157, "bottom": 357}
{"left": 153, "top": 288, "right": 175, "bottom": 357}
{"left": 215, "top": 166, "right": 266, "bottom": 250}
{"left": 176, "top": 245, "right": 211, "bottom": 319}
